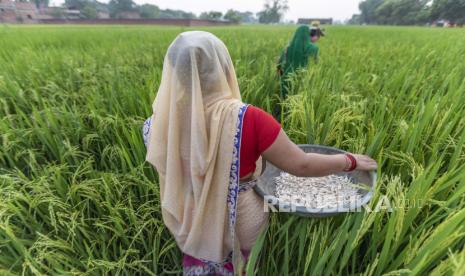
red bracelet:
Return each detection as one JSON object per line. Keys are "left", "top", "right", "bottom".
{"left": 344, "top": 153, "right": 357, "bottom": 172}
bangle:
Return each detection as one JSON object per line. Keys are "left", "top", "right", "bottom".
{"left": 344, "top": 153, "right": 357, "bottom": 172}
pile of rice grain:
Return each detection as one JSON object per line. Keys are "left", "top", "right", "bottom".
{"left": 275, "top": 172, "right": 363, "bottom": 209}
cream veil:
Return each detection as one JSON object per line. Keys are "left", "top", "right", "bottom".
{"left": 146, "top": 31, "right": 244, "bottom": 266}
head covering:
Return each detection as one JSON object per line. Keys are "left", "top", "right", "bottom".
{"left": 146, "top": 31, "right": 244, "bottom": 267}
{"left": 279, "top": 25, "right": 313, "bottom": 77}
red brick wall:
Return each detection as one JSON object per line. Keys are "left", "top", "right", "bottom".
{"left": 0, "top": 1, "right": 38, "bottom": 23}
{"left": 38, "top": 18, "right": 236, "bottom": 26}
{"left": 17, "top": 10, "right": 38, "bottom": 23}
{"left": 0, "top": 10, "right": 17, "bottom": 23}
{"left": 189, "top": 19, "right": 233, "bottom": 26}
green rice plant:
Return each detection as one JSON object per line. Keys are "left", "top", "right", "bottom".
{"left": 1, "top": 25, "right": 464, "bottom": 275}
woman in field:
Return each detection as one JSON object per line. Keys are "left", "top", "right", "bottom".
{"left": 277, "top": 25, "right": 323, "bottom": 99}
{"left": 143, "top": 31, "right": 376, "bottom": 275}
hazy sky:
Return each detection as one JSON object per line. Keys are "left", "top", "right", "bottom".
{"left": 51, "top": 0, "right": 364, "bottom": 21}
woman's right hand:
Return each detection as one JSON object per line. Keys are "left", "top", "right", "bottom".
{"left": 351, "top": 154, "right": 378, "bottom": 171}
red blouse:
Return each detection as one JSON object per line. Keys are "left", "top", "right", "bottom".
{"left": 239, "top": 105, "right": 281, "bottom": 178}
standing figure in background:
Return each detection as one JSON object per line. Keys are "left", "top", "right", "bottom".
{"left": 277, "top": 25, "right": 324, "bottom": 99}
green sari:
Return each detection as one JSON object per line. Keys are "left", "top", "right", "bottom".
{"left": 278, "top": 25, "right": 319, "bottom": 98}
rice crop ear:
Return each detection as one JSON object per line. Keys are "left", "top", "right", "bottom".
{"left": 1, "top": 25, "right": 465, "bottom": 274}
{"left": 408, "top": 209, "right": 465, "bottom": 275}
{"left": 435, "top": 247, "right": 465, "bottom": 276}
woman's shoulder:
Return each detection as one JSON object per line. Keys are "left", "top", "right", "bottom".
{"left": 245, "top": 105, "right": 280, "bottom": 126}
{"left": 243, "top": 104, "right": 281, "bottom": 152}
{"left": 245, "top": 104, "right": 265, "bottom": 116}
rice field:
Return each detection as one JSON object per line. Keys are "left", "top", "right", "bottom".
{"left": 1, "top": 25, "right": 465, "bottom": 275}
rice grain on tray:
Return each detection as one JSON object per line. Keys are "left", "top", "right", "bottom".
{"left": 275, "top": 172, "right": 363, "bottom": 209}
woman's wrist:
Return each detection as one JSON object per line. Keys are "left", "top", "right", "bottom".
{"left": 343, "top": 153, "right": 357, "bottom": 172}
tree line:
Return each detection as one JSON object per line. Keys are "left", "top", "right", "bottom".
{"left": 350, "top": 0, "right": 465, "bottom": 25}
{"left": 29, "top": 0, "right": 289, "bottom": 23}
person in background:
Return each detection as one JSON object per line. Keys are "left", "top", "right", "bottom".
{"left": 143, "top": 31, "right": 375, "bottom": 275}
{"left": 277, "top": 25, "right": 324, "bottom": 99}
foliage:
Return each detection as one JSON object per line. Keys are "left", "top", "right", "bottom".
{"left": 348, "top": 14, "right": 363, "bottom": 25}
{"left": 49, "top": 7, "right": 65, "bottom": 19}
{"left": 139, "top": 4, "right": 160, "bottom": 19}
{"left": 64, "top": 0, "right": 89, "bottom": 10}
{"left": 81, "top": 2, "right": 98, "bottom": 19}
{"left": 257, "top": 0, "right": 289, "bottom": 23}
{"left": 238, "top": 11, "right": 258, "bottom": 23}
{"left": 59, "top": 1, "right": 251, "bottom": 22}
{"left": 359, "top": 0, "right": 385, "bottom": 24}
{"left": 223, "top": 10, "right": 258, "bottom": 23}
{"left": 32, "top": 0, "right": 49, "bottom": 8}
{"left": 430, "top": 0, "right": 465, "bottom": 24}
{"left": 138, "top": 5, "right": 196, "bottom": 20}
{"left": 0, "top": 25, "right": 465, "bottom": 275}
{"left": 224, "top": 9, "right": 242, "bottom": 23}
{"left": 159, "top": 9, "right": 196, "bottom": 19}
{"left": 374, "top": 0, "right": 430, "bottom": 25}
{"left": 357, "top": 0, "right": 465, "bottom": 25}
{"left": 108, "top": 0, "right": 136, "bottom": 18}
{"left": 199, "top": 11, "right": 223, "bottom": 20}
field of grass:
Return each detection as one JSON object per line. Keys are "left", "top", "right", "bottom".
{"left": 1, "top": 25, "right": 465, "bottom": 275}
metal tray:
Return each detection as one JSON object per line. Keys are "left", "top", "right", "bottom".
{"left": 254, "top": 144, "right": 377, "bottom": 217}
